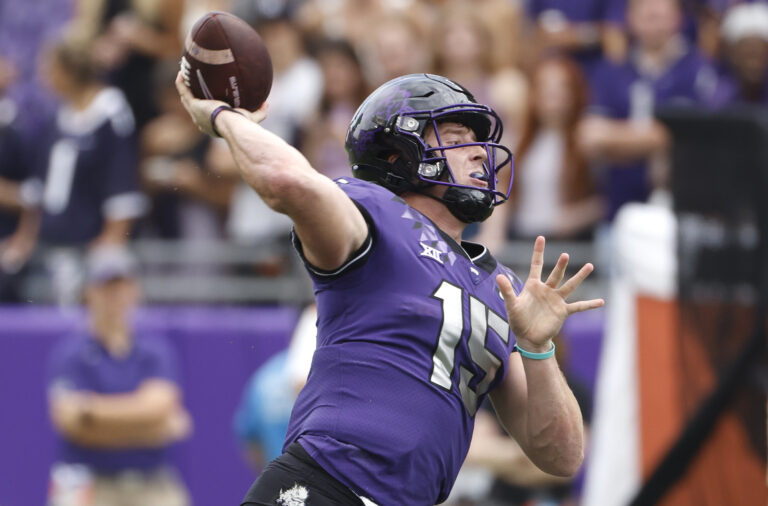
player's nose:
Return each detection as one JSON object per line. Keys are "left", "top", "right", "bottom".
{"left": 469, "top": 144, "right": 487, "bottom": 163}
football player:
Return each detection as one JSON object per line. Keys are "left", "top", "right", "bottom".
{"left": 176, "top": 72, "right": 604, "bottom": 506}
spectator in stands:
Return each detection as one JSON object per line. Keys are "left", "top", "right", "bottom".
{"left": 694, "top": 0, "right": 765, "bottom": 58}
{"left": 0, "top": 56, "right": 35, "bottom": 302}
{"left": 234, "top": 304, "right": 317, "bottom": 473}
{"left": 522, "top": 0, "right": 621, "bottom": 79}
{"left": 577, "top": 0, "right": 717, "bottom": 224}
{"left": 224, "top": 13, "right": 321, "bottom": 252}
{"left": 362, "top": 14, "right": 432, "bottom": 86}
{"left": 140, "top": 62, "right": 238, "bottom": 240}
{"left": 294, "top": 0, "right": 434, "bottom": 51}
{"left": 432, "top": 1, "right": 529, "bottom": 144}
{"left": 708, "top": 2, "right": 768, "bottom": 107}
{"left": 46, "top": 246, "right": 191, "bottom": 506}
{"left": 68, "top": 0, "right": 185, "bottom": 129}
{"left": 470, "top": 0, "right": 527, "bottom": 70}
{"left": 301, "top": 39, "right": 369, "bottom": 181}
{"left": 431, "top": 2, "right": 529, "bottom": 253}
{"left": 13, "top": 37, "right": 146, "bottom": 303}
{"left": 0, "top": 0, "right": 72, "bottom": 138}
{"left": 504, "top": 56, "right": 603, "bottom": 242}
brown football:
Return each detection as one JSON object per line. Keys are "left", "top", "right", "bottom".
{"left": 180, "top": 11, "right": 273, "bottom": 111}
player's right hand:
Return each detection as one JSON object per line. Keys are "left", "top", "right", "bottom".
{"left": 174, "top": 71, "right": 268, "bottom": 137}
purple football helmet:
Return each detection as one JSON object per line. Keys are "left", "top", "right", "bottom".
{"left": 345, "top": 73, "right": 513, "bottom": 223}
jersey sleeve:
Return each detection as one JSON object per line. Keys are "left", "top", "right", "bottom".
{"left": 99, "top": 90, "right": 146, "bottom": 221}
{"left": 291, "top": 178, "right": 391, "bottom": 281}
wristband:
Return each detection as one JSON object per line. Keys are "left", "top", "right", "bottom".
{"left": 515, "top": 341, "right": 556, "bottom": 360}
{"left": 210, "top": 105, "right": 243, "bottom": 137}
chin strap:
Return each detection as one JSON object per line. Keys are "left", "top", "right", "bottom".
{"left": 421, "top": 186, "right": 494, "bottom": 223}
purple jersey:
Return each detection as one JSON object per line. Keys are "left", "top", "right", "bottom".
{"left": 47, "top": 332, "right": 181, "bottom": 471}
{"left": 285, "top": 178, "right": 523, "bottom": 505}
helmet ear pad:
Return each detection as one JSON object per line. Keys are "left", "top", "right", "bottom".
{"left": 353, "top": 126, "right": 436, "bottom": 193}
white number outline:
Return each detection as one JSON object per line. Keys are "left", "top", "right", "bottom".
{"left": 430, "top": 280, "right": 510, "bottom": 415}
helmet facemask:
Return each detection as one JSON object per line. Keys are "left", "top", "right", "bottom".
{"left": 389, "top": 103, "right": 514, "bottom": 223}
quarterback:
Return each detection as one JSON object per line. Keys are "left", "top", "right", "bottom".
{"left": 176, "top": 72, "right": 604, "bottom": 506}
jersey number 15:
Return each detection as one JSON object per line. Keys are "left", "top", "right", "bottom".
{"left": 430, "top": 280, "right": 510, "bottom": 416}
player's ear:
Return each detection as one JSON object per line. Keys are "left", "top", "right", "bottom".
{"left": 387, "top": 153, "right": 399, "bottom": 163}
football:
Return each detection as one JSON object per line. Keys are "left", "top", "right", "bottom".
{"left": 180, "top": 11, "right": 273, "bottom": 111}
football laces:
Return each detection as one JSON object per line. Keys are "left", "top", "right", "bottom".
{"left": 179, "top": 56, "right": 192, "bottom": 88}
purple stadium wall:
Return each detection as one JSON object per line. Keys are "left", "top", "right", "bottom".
{"left": 0, "top": 305, "right": 298, "bottom": 506}
{"left": 0, "top": 305, "right": 602, "bottom": 505}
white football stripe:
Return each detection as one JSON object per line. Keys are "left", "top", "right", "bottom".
{"left": 196, "top": 69, "right": 214, "bottom": 99}
{"left": 185, "top": 34, "right": 235, "bottom": 65}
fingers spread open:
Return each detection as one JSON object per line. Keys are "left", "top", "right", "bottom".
{"left": 558, "top": 263, "right": 594, "bottom": 298}
{"left": 566, "top": 298, "right": 605, "bottom": 314}
{"left": 528, "top": 236, "right": 545, "bottom": 281}
{"left": 545, "top": 252, "right": 569, "bottom": 288}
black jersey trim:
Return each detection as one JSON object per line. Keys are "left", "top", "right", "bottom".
{"left": 291, "top": 200, "right": 376, "bottom": 279}
{"left": 463, "top": 241, "right": 498, "bottom": 274}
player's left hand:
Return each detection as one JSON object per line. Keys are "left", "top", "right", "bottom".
{"left": 175, "top": 72, "right": 268, "bottom": 137}
{"left": 496, "top": 236, "right": 604, "bottom": 354}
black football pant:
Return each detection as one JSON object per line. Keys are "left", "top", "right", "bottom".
{"left": 241, "top": 441, "right": 365, "bottom": 506}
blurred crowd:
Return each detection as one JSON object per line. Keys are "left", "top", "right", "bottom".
{"left": 1, "top": 0, "right": 768, "bottom": 302}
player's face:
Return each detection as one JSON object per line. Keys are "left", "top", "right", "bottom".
{"left": 424, "top": 121, "right": 489, "bottom": 190}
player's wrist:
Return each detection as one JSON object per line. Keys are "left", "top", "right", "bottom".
{"left": 514, "top": 339, "right": 555, "bottom": 359}
{"left": 210, "top": 105, "right": 243, "bottom": 137}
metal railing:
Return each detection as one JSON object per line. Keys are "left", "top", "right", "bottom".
{"left": 22, "top": 238, "right": 604, "bottom": 304}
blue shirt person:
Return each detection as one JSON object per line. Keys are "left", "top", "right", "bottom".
{"left": 234, "top": 304, "right": 317, "bottom": 472}
{"left": 234, "top": 351, "right": 295, "bottom": 470}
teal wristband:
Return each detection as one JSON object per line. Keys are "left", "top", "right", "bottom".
{"left": 515, "top": 341, "right": 556, "bottom": 360}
